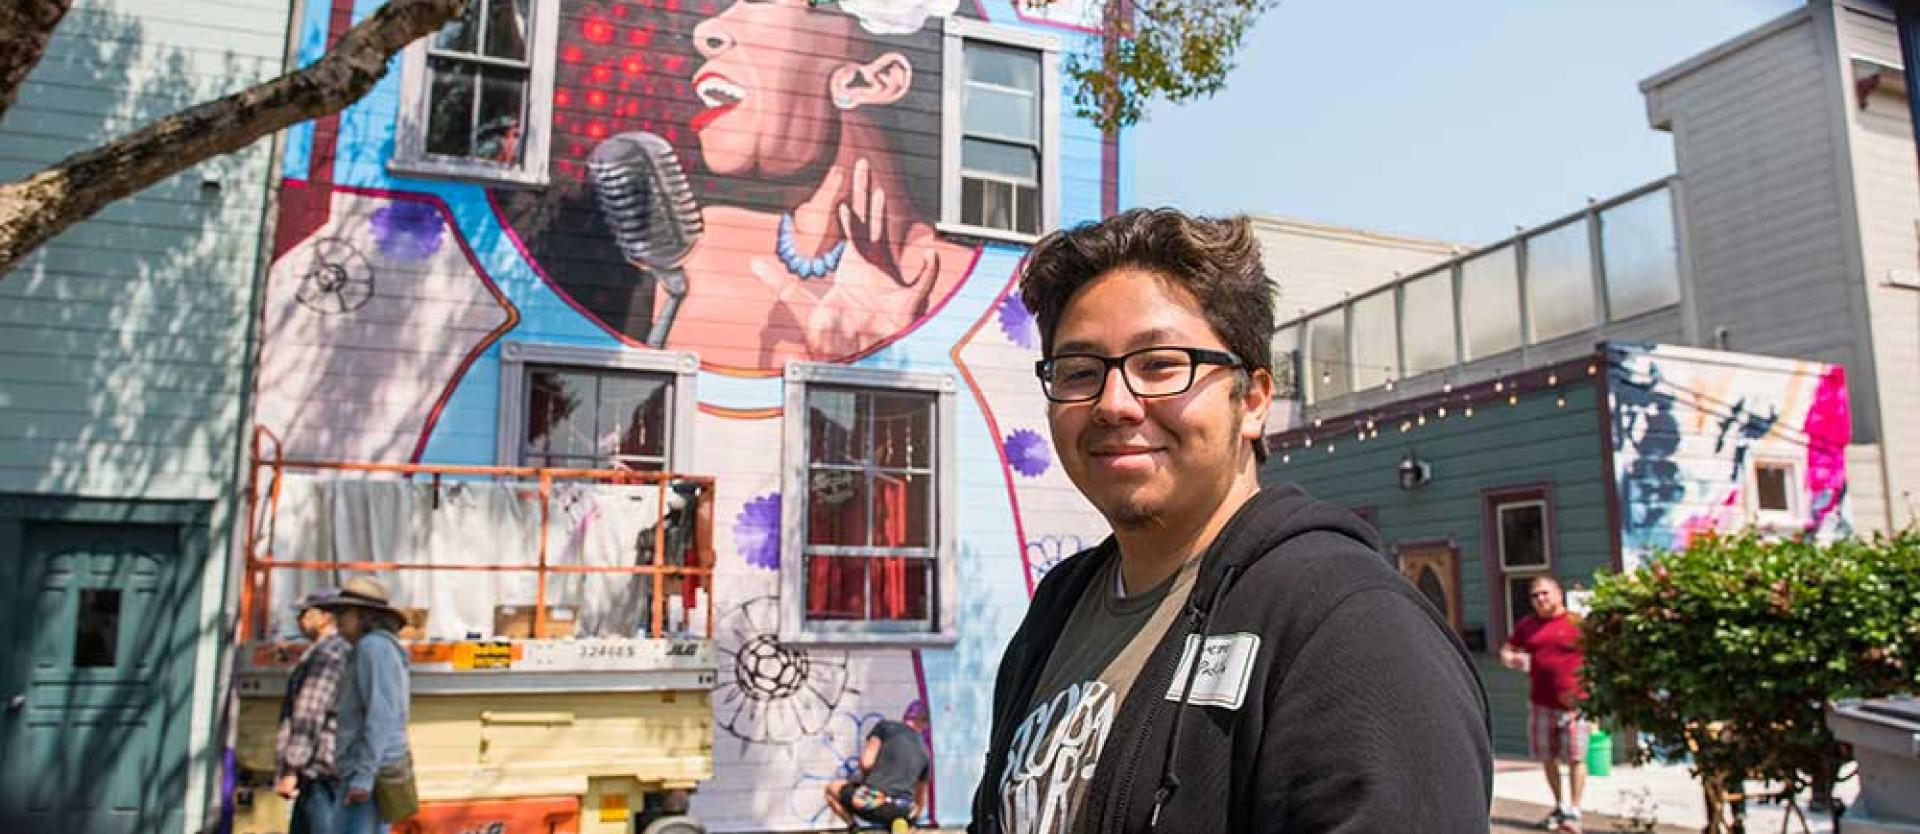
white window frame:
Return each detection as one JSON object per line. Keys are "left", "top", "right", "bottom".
{"left": 495, "top": 341, "right": 699, "bottom": 468}
{"left": 780, "top": 362, "right": 958, "bottom": 646}
{"left": 391, "top": 0, "right": 560, "bottom": 187}
{"left": 1496, "top": 499, "right": 1552, "bottom": 572}
{"left": 1747, "top": 457, "right": 1804, "bottom": 528}
{"left": 940, "top": 17, "right": 1062, "bottom": 245}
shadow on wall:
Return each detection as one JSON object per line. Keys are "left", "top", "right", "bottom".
{"left": 0, "top": 6, "right": 280, "bottom": 499}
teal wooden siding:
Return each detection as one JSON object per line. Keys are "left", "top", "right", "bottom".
{"left": 0, "top": 0, "right": 289, "bottom": 830}
{"left": 1261, "top": 377, "right": 1613, "bottom": 758}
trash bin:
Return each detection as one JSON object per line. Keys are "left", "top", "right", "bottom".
{"left": 1827, "top": 696, "right": 1920, "bottom": 833}
{"left": 1587, "top": 727, "right": 1613, "bottom": 777}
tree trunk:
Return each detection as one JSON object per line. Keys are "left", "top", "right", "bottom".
{"left": 0, "top": 0, "right": 75, "bottom": 125}
{"left": 0, "top": 0, "right": 469, "bottom": 277}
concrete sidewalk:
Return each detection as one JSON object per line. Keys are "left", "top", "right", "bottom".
{"left": 1495, "top": 758, "right": 1857, "bottom": 833}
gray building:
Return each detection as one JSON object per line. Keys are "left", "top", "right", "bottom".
{"left": 1259, "top": 0, "right": 1917, "bottom": 757}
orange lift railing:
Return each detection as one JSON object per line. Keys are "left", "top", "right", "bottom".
{"left": 240, "top": 425, "right": 716, "bottom": 643}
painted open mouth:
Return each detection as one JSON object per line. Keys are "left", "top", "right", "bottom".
{"left": 690, "top": 72, "right": 745, "bottom": 131}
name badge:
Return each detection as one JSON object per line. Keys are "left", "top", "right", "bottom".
{"left": 1164, "top": 632, "right": 1261, "bottom": 710}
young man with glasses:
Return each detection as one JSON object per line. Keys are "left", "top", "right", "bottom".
{"left": 967, "top": 208, "right": 1490, "bottom": 834}
{"left": 1501, "top": 575, "right": 1590, "bottom": 832}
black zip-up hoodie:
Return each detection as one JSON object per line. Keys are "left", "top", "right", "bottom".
{"left": 968, "top": 484, "right": 1492, "bottom": 833}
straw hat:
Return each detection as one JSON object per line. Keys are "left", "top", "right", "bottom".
{"left": 316, "top": 576, "right": 405, "bottom": 622}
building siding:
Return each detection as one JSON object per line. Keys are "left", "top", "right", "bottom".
{"left": 1642, "top": 11, "right": 1877, "bottom": 446}
{"left": 1835, "top": 1, "right": 1920, "bottom": 530}
{"left": 1252, "top": 217, "right": 1458, "bottom": 323}
{"left": 0, "top": 0, "right": 288, "bottom": 827}
{"left": 1263, "top": 371, "right": 1611, "bottom": 759}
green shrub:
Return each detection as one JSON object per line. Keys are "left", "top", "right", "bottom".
{"left": 1580, "top": 531, "right": 1920, "bottom": 793}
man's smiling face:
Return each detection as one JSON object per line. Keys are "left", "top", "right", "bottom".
{"left": 1044, "top": 266, "right": 1264, "bottom": 531}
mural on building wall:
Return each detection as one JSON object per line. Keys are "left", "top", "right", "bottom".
{"left": 490, "top": 0, "right": 980, "bottom": 372}
{"left": 256, "top": 0, "right": 1115, "bottom": 828}
{"left": 1609, "top": 344, "right": 1852, "bottom": 569}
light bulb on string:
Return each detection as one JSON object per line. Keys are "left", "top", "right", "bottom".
{"left": 1385, "top": 376, "right": 1396, "bottom": 391}
{"left": 1438, "top": 405, "right": 1448, "bottom": 419}
{"left": 1321, "top": 368, "right": 1332, "bottom": 385}
{"left": 1548, "top": 372, "right": 1558, "bottom": 386}
{"left": 1305, "top": 435, "right": 1314, "bottom": 448}
{"left": 1313, "top": 417, "right": 1323, "bottom": 429}
{"left": 1464, "top": 399, "right": 1475, "bottom": 417}
{"left": 1587, "top": 363, "right": 1599, "bottom": 377}
{"left": 1417, "top": 412, "right": 1427, "bottom": 427}
{"left": 1556, "top": 394, "right": 1567, "bottom": 408}
{"left": 1282, "top": 453, "right": 1291, "bottom": 463}
{"left": 1494, "top": 380, "right": 1505, "bottom": 393}
{"left": 1442, "top": 381, "right": 1453, "bottom": 394}
{"left": 1508, "top": 392, "right": 1519, "bottom": 406}
{"left": 1400, "top": 420, "right": 1412, "bottom": 433}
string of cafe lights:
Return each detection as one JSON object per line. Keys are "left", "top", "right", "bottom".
{"left": 1274, "top": 359, "right": 1604, "bottom": 464}
{"left": 1274, "top": 356, "right": 1845, "bottom": 465}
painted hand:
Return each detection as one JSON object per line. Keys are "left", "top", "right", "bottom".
{"left": 809, "top": 157, "right": 940, "bottom": 354}
{"left": 274, "top": 773, "right": 299, "bottom": 800}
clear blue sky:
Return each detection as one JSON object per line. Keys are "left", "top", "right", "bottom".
{"left": 1132, "top": 0, "right": 1805, "bottom": 245}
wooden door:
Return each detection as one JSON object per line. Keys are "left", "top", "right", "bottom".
{"left": 1396, "top": 541, "right": 1463, "bottom": 633}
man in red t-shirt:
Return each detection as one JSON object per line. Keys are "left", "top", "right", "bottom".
{"left": 1501, "top": 575, "right": 1590, "bottom": 833}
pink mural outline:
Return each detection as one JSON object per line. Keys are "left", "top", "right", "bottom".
{"left": 486, "top": 189, "right": 983, "bottom": 379}
{"left": 949, "top": 262, "right": 1036, "bottom": 596}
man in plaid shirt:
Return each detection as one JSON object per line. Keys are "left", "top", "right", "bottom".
{"left": 274, "top": 590, "right": 352, "bottom": 834}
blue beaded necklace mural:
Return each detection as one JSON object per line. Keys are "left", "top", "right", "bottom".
{"left": 776, "top": 213, "right": 847, "bottom": 279}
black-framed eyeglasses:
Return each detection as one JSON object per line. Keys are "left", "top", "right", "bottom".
{"left": 1034, "top": 346, "right": 1243, "bottom": 404}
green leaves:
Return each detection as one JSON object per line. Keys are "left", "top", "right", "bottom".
{"left": 1067, "top": 0, "right": 1278, "bottom": 131}
{"left": 1581, "top": 531, "right": 1920, "bottom": 792}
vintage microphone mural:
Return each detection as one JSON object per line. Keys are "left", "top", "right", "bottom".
{"left": 588, "top": 131, "right": 704, "bottom": 349}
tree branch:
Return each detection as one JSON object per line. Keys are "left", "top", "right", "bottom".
{"left": 0, "top": 0, "right": 469, "bottom": 277}
{"left": 0, "top": 0, "right": 75, "bottom": 124}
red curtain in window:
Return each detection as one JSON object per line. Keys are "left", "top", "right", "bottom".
{"left": 872, "top": 476, "right": 908, "bottom": 619}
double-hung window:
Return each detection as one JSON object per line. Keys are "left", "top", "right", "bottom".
{"left": 1486, "top": 488, "right": 1553, "bottom": 644}
{"left": 394, "top": 0, "right": 559, "bottom": 185}
{"left": 942, "top": 19, "right": 1060, "bottom": 242}
{"left": 782, "top": 364, "right": 957, "bottom": 644}
{"left": 496, "top": 342, "right": 697, "bottom": 469}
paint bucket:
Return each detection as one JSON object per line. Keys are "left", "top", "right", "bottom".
{"left": 1587, "top": 727, "right": 1613, "bottom": 777}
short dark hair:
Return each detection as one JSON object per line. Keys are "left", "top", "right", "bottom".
{"left": 1020, "top": 208, "right": 1275, "bottom": 459}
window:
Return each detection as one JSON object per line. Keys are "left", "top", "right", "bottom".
{"left": 1486, "top": 488, "right": 1553, "bottom": 641}
{"left": 1400, "top": 269, "right": 1457, "bottom": 377}
{"left": 782, "top": 364, "right": 957, "bottom": 644}
{"left": 394, "top": 0, "right": 559, "bottom": 185}
{"left": 943, "top": 19, "right": 1060, "bottom": 242}
{"left": 1600, "top": 187, "right": 1682, "bottom": 321}
{"left": 1525, "top": 221, "right": 1597, "bottom": 344}
{"left": 1750, "top": 459, "right": 1802, "bottom": 523}
{"left": 1349, "top": 290, "right": 1398, "bottom": 391}
{"left": 523, "top": 366, "right": 672, "bottom": 469}
{"left": 1270, "top": 324, "right": 1301, "bottom": 401}
{"left": 1497, "top": 500, "right": 1549, "bottom": 571}
{"left": 496, "top": 342, "right": 697, "bottom": 469}
{"left": 74, "top": 589, "right": 121, "bottom": 668}
{"left": 1460, "top": 246, "right": 1522, "bottom": 361}
{"left": 1305, "top": 309, "right": 1349, "bottom": 402}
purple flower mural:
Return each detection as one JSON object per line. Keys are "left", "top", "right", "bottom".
{"left": 735, "top": 492, "right": 782, "bottom": 570}
{"left": 997, "top": 294, "right": 1040, "bottom": 350}
{"left": 370, "top": 201, "right": 446, "bottom": 262}
{"left": 1004, "top": 428, "right": 1050, "bottom": 478}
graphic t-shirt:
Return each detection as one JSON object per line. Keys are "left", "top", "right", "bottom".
{"left": 997, "top": 553, "right": 1199, "bottom": 834}
{"left": 863, "top": 719, "right": 930, "bottom": 797}
{"left": 1507, "top": 612, "right": 1584, "bottom": 709}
